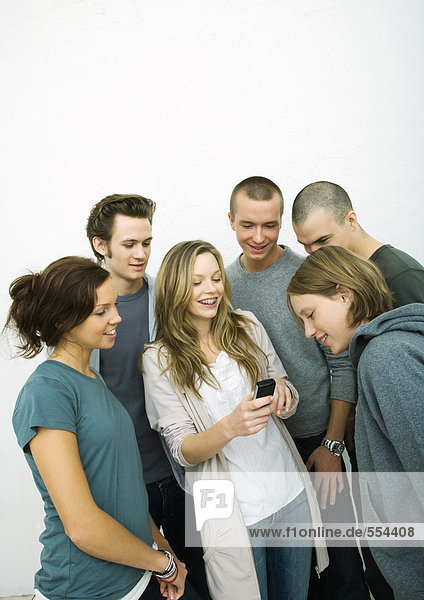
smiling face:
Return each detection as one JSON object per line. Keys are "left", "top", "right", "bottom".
{"left": 64, "top": 278, "right": 121, "bottom": 351}
{"left": 228, "top": 192, "right": 282, "bottom": 272}
{"left": 290, "top": 291, "right": 356, "bottom": 354}
{"left": 293, "top": 207, "right": 358, "bottom": 255}
{"left": 93, "top": 214, "right": 152, "bottom": 295}
{"left": 187, "top": 252, "right": 225, "bottom": 329}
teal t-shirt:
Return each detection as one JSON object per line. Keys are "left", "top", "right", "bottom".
{"left": 13, "top": 360, "right": 153, "bottom": 600}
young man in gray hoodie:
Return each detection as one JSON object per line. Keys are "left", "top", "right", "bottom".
{"left": 349, "top": 306, "right": 424, "bottom": 600}
{"left": 288, "top": 245, "right": 424, "bottom": 600}
{"left": 292, "top": 180, "right": 424, "bottom": 599}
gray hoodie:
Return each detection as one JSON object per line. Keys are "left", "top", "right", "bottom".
{"left": 349, "top": 303, "right": 424, "bottom": 599}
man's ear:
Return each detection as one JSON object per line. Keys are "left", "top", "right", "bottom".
{"left": 335, "top": 284, "right": 354, "bottom": 303}
{"left": 228, "top": 211, "right": 236, "bottom": 231}
{"left": 92, "top": 237, "right": 107, "bottom": 258}
{"left": 345, "top": 210, "right": 358, "bottom": 231}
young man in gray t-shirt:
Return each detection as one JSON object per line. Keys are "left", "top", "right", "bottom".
{"left": 226, "top": 177, "right": 370, "bottom": 600}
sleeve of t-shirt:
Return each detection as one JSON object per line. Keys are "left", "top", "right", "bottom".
{"left": 13, "top": 376, "right": 78, "bottom": 452}
{"left": 320, "top": 345, "right": 357, "bottom": 404}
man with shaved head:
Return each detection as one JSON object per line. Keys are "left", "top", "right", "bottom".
{"left": 292, "top": 181, "right": 424, "bottom": 307}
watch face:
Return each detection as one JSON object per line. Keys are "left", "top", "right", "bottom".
{"left": 321, "top": 438, "right": 345, "bottom": 455}
{"left": 333, "top": 442, "right": 345, "bottom": 456}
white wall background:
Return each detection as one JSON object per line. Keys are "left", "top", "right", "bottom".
{"left": 1, "top": 0, "right": 423, "bottom": 594}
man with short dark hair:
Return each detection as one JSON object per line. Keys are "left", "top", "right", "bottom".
{"left": 86, "top": 194, "right": 210, "bottom": 599}
{"left": 226, "top": 176, "right": 370, "bottom": 600}
{"left": 292, "top": 181, "right": 424, "bottom": 307}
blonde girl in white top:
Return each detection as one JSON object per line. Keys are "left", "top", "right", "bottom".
{"left": 142, "top": 241, "right": 313, "bottom": 600}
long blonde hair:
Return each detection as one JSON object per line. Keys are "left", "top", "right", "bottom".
{"left": 287, "top": 246, "right": 393, "bottom": 328}
{"left": 143, "top": 240, "right": 265, "bottom": 397}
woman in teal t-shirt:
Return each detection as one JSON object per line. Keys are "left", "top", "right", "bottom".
{"left": 6, "top": 256, "right": 192, "bottom": 600}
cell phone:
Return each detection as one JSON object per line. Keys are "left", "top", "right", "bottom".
{"left": 253, "top": 378, "right": 276, "bottom": 399}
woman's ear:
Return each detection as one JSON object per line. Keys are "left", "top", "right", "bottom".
{"left": 335, "top": 284, "right": 354, "bottom": 303}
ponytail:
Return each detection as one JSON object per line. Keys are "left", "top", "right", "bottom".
{"left": 6, "top": 273, "right": 44, "bottom": 357}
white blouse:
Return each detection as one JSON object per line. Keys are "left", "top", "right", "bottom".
{"left": 199, "top": 351, "right": 303, "bottom": 526}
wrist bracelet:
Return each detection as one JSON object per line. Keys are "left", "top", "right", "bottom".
{"left": 162, "top": 563, "right": 178, "bottom": 584}
{"left": 153, "top": 549, "right": 176, "bottom": 578}
{"left": 157, "top": 561, "right": 177, "bottom": 580}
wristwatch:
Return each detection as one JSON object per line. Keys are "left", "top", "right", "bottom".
{"left": 321, "top": 437, "right": 345, "bottom": 457}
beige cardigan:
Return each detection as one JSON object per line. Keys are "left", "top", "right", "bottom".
{"left": 143, "top": 310, "right": 328, "bottom": 600}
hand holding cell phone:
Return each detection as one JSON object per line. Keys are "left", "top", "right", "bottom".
{"left": 253, "top": 378, "right": 276, "bottom": 399}
{"left": 225, "top": 380, "right": 275, "bottom": 438}
{"left": 254, "top": 377, "right": 292, "bottom": 416}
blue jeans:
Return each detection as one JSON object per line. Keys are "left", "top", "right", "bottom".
{"left": 146, "top": 475, "right": 210, "bottom": 600}
{"left": 293, "top": 432, "right": 370, "bottom": 600}
{"left": 249, "top": 491, "right": 312, "bottom": 600}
